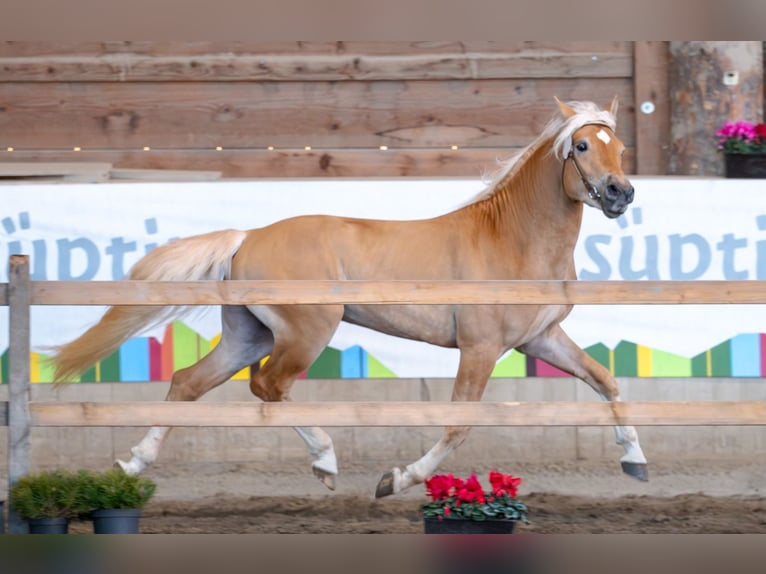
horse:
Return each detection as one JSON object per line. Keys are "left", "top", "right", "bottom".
{"left": 51, "top": 97, "right": 647, "bottom": 498}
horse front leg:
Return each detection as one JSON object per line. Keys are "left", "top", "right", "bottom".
{"left": 375, "top": 344, "right": 499, "bottom": 498}
{"left": 519, "top": 324, "right": 649, "bottom": 481}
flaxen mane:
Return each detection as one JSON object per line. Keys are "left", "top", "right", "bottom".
{"left": 469, "top": 100, "right": 617, "bottom": 205}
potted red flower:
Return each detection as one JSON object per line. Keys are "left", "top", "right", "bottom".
{"left": 420, "top": 471, "right": 529, "bottom": 534}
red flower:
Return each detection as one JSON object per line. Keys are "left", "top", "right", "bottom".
{"left": 422, "top": 470, "right": 529, "bottom": 525}
{"left": 756, "top": 124, "right": 766, "bottom": 139}
{"left": 456, "top": 473, "right": 486, "bottom": 504}
{"left": 489, "top": 470, "right": 522, "bottom": 498}
{"left": 425, "top": 473, "right": 455, "bottom": 501}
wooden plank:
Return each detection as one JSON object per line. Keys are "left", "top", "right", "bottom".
{"left": 0, "top": 41, "right": 630, "bottom": 58}
{"left": 0, "top": 41, "right": 632, "bottom": 82}
{"left": 633, "top": 42, "right": 670, "bottom": 175}
{"left": 0, "top": 79, "right": 636, "bottom": 149}
{"left": 2, "top": 147, "right": 638, "bottom": 178}
{"left": 27, "top": 279, "right": 766, "bottom": 306}
{"left": 7, "top": 255, "right": 31, "bottom": 533}
{"left": 108, "top": 168, "right": 222, "bottom": 181}
{"left": 0, "top": 161, "right": 111, "bottom": 182}
{"left": 26, "top": 400, "right": 766, "bottom": 427}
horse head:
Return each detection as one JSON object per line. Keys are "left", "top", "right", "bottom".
{"left": 556, "top": 96, "right": 635, "bottom": 219}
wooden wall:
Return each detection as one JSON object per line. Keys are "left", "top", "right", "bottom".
{"left": 0, "top": 42, "right": 666, "bottom": 177}
{"left": 668, "top": 41, "right": 763, "bottom": 176}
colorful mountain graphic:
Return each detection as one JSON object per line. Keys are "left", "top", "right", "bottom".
{"left": 2, "top": 322, "right": 766, "bottom": 383}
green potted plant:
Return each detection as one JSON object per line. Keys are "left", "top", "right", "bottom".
{"left": 420, "top": 470, "right": 529, "bottom": 534}
{"left": 9, "top": 469, "right": 86, "bottom": 534}
{"left": 78, "top": 469, "right": 157, "bottom": 534}
{"left": 715, "top": 120, "right": 766, "bottom": 178}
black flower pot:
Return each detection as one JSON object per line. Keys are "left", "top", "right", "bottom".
{"left": 423, "top": 516, "right": 516, "bottom": 534}
{"left": 28, "top": 517, "right": 70, "bottom": 534}
{"left": 724, "top": 153, "right": 766, "bottom": 178}
{"left": 92, "top": 509, "right": 142, "bottom": 534}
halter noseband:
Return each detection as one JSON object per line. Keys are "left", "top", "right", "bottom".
{"left": 562, "top": 122, "right": 612, "bottom": 202}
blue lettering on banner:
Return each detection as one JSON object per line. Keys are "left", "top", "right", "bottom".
{"left": 0, "top": 212, "right": 178, "bottom": 282}
{"left": 578, "top": 207, "right": 766, "bottom": 280}
{"left": 669, "top": 233, "right": 710, "bottom": 280}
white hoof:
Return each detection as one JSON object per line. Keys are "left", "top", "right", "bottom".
{"left": 311, "top": 451, "right": 338, "bottom": 490}
{"left": 312, "top": 466, "right": 337, "bottom": 490}
{"left": 115, "top": 456, "right": 146, "bottom": 476}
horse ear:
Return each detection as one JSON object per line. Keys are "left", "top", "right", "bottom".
{"left": 554, "top": 96, "right": 576, "bottom": 119}
{"left": 609, "top": 95, "right": 619, "bottom": 117}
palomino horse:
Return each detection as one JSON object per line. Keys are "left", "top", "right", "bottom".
{"left": 52, "top": 97, "right": 647, "bottom": 497}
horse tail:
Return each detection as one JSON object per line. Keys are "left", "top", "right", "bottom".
{"left": 51, "top": 229, "right": 248, "bottom": 383}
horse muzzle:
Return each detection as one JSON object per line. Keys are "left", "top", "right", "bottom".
{"left": 599, "top": 181, "right": 634, "bottom": 219}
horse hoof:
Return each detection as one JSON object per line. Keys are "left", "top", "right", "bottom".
{"left": 312, "top": 466, "right": 337, "bottom": 491}
{"left": 115, "top": 458, "right": 144, "bottom": 476}
{"left": 621, "top": 461, "right": 649, "bottom": 482}
{"left": 375, "top": 471, "right": 395, "bottom": 498}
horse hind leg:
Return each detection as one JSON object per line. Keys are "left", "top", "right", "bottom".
{"left": 248, "top": 305, "right": 343, "bottom": 490}
{"left": 247, "top": 359, "right": 338, "bottom": 489}
{"left": 250, "top": 354, "right": 339, "bottom": 491}
{"left": 376, "top": 344, "right": 499, "bottom": 498}
{"left": 117, "top": 305, "right": 273, "bottom": 475}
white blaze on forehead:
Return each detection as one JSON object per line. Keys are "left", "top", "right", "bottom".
{"left": 596, "top": 129, "right": 611, "bottom": 145}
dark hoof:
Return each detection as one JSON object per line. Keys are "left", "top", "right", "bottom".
{"left": 375, "top": 471, "right": 395, "bottom": 498}
{"left": 621, "top": 461, "right": 649, "bottom": 482}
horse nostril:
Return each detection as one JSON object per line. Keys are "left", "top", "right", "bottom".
{"left": 605, "top": 184, "right": 621, "bottom": 201}
{"left": 626, "top": 186, "right": 635, "bottom": 202}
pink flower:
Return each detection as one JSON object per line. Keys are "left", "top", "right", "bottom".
{"left": 715, "top": 120, "right": 766, "bottom": 152}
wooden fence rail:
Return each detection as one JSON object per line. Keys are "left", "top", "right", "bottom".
{"left": 3, "top": 255, "right": 766, "bottom": 531}
{"left": 1, "top": 278, "right": 763, "bottom": 306}
{"left": 1, "top": 400, "right": 764, "bottom": 428}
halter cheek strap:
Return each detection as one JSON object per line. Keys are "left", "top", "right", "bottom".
{"left": 562, "top": 122, "right": 612, "bottom": 202}
{"left": 567, "top": 149, "right": 602, "bottom": 202}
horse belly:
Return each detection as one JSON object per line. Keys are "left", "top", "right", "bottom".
{"left": 343, "top": 304, "right": 458, "bottom": 347}
{"left": 503, "top": 304, "right": 572, "bottom": 346}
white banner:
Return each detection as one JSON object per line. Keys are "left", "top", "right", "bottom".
{"left": 1, "top": 176, "right": 764, "bottom": 377}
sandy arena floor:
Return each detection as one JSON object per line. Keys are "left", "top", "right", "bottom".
{"left": 60, "top": 457, "right": 766, "bottom": 534}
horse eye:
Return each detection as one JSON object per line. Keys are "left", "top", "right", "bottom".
{"left": 576, "top": 141, "right": 588, "bottom": 152}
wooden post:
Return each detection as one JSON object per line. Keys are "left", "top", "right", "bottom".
{"left": 7, "top": 255, "right": 31, "bottom": 534}
{"left": 633, "top": 42, "right": 670, "bottom": 174}
{"left": 668, "top": 41, "right": 763, "bottom": 175}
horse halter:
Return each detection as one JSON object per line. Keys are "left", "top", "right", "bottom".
{"left": 562, "top": 122, "right": 613, "bottom": 202}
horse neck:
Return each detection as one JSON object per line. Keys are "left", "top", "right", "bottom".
{"left": 463, "top": 140, "right": 584, "bottom": 258}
